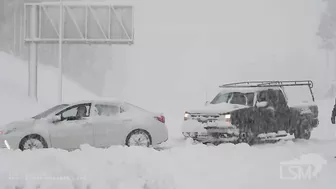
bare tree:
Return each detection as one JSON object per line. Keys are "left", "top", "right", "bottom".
{"left": 317, "top": 0, "right": 336, "bottom": 51}
{"left": 318, "top": 0, "right": 336, "bottom": 98}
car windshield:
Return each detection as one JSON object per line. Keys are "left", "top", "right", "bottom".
{"left": 32, "top": 104, "right": 69, "bottom": 119}
{"left": 210, "top": 92, "right": 254, "bottom": 106}
{"left": 211, "top": 93, "right": 232, "bottom": 104}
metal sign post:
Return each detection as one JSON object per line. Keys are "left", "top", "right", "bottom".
{"left": 58, "top": 0, "right": 63, "bottom": 103}
{"left": 28, "top": 4, "right": 37, "bottom": 101}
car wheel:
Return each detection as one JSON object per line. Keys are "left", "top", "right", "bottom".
{"left": 182, "top": 132, "right": 197, "bottom": 139}
{"left": 294, "top": 128, "right": 311, "bottom": 140}
{"left": 238, "top": 128, "right": 255, "bottom": 145}
{"left": 126, "top": 129, "right": 152, "bottom": 147}
{"left": 19, "top": 134, "right": 48, "bottom": 151}
{"left": 182, "top": 132, "right": 189, "bottom": 139}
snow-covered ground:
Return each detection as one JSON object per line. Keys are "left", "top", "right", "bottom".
{"left": 0, "top": 52, "right": 336, "bottom": 189}
{"left": 0, "top": 140, "right": 336, "bottom": 189}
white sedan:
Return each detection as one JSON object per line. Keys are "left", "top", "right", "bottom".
{"left": 0, "top": 99, "right": 168, "bottom": 150}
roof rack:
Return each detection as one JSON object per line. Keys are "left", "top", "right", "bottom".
{"left": 219, "top": 80, "right": 315, "bottom": 101}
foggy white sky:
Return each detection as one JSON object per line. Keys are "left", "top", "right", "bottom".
{"left": 101, "top": 0, "right": 327, "bottom": 116}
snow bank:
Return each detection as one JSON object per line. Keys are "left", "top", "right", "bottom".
{"left": 0, "top": 141, "right": 334, "bottom": 189}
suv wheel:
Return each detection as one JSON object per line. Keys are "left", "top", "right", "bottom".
{"left": 294, "top": 117, "right": 311, "bottom": 140}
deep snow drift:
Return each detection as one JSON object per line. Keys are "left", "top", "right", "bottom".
{"left": 0, "top": 52, "right": 336, "bottom": 189}
{"left": 0, "top": 139, "right": 335, "bottom": 189}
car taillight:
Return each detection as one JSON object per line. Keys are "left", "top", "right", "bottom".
{"left": 155, "top": 115, "right": 165, "bottom": 123}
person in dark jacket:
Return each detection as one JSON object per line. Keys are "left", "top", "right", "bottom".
{"left": 331, "top": 100, "right": 336, "bottom": 124}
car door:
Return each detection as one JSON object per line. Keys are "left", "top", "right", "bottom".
{"left": 48, "top": 103, "right": 94, "bottom": 150}
{"left": 273, "top": 89, "right": 291, "bottom": 132}
{"left": 254, "top": 90, "right": 276, "bottom": 134}
{"left": 92, "top": 103, "right": 131, "bottom": 148}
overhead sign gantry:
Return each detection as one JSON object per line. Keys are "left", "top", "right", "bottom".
{"left": 24, "top": 1, "right": 134, "bottom": 102}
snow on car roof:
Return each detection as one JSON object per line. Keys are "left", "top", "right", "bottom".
{"left": 63, "top": 97, "right": 124, "bottom": 106}
{"left": 219, "top": 86, "right": 282, "bottom": 94}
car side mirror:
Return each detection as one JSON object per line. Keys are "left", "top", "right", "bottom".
{"left": 256, "top": 101, "right": 268, "bottom": 108}
{"left": 50, "top": 115, "right": 61, "bottom": 123}
{"left": 205, "top": 101, "right": 210, "bottom": 106}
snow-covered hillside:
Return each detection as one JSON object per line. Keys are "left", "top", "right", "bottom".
{"left": 0, "top": 52, "right": 97, "bottom": 125}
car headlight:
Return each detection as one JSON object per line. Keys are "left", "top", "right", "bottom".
{"left": 0, "top": 128, "right": 16, "bottom": 135}
{"left": 184, "top": 112, "right": 191, "bottom": 121}
{"left": 223, "top": 114, "right": 231, "bottom": 123}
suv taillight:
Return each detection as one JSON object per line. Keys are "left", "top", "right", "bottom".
{"left": 155, "top": 115, "right": 165, "bottom": 123}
